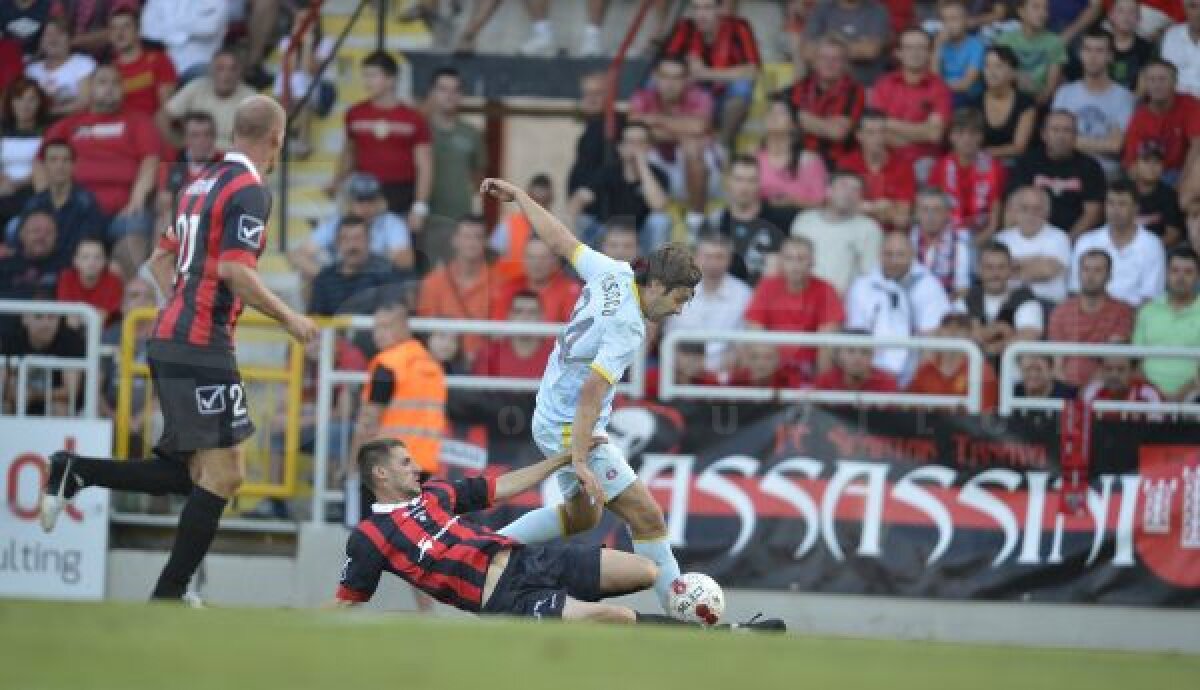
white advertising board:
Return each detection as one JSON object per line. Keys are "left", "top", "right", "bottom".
{"left": 1, "top": 418, "right": 112, "bottom": 600}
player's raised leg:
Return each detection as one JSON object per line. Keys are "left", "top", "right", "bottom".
{"left": 497, "top": 488, "right": 599, "bottom": 543}
{"left": 607, "top": 478, "right": 681, "bottom": 612}
{"left": 40, "top": 449, "right": 194, "bottom": 531}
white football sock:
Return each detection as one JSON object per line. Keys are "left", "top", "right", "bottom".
{"left": 497, "top": 505, "right": 565, "bottom": 543}
{"left": 634, "top": 536, "right": 682, "bottom": 614}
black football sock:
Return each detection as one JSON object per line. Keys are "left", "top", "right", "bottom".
{"left": 635, "top": 612, "right": 696, "bottom": 627}
{"left": 151, "top": 486, "right": 226, "bottom": 600}
{"left": 70, "top": 452, "right": 193, "bottom": 496}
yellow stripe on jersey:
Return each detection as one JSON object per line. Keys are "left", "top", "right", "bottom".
{"left": 590, "top": 362, "right": 616, "bottom": 384}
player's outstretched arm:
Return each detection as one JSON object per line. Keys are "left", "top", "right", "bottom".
{"left": 481, "top": 178, "right": 580, "bottom": 260}
{"left": 218, "top": 261, "right": 318, "bottom": 344}
{"left": 493, "top": 452, "right": 572, "bottom": 502}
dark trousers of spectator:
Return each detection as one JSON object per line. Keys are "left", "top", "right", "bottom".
{"left": 0, "top": 184, "right": 32, "bottom": 229}
{"left": 382, "top": 181, "right": 414, "bottom": 216}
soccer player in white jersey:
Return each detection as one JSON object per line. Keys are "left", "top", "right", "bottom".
{"left": 482, "top": 178, "right": 701, "bottom": 613}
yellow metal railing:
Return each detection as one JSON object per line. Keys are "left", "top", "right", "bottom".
{"left": 115, "top": 306, "right": 307, "bottom": 498}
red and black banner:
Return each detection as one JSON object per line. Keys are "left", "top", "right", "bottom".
{"left": 448, "top": 393, "right": 1200, "bottom": 606}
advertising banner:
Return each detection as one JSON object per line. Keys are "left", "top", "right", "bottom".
{"left": 452, "top": 392, "right": 1200, "bottom": 607}
{"left": 1, "top": 419, "right": 112, "bottom": 600}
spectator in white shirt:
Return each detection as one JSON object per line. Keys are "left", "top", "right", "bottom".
{"left": 288, "top": 173, "right": 414, "bottom": 281}
{"left": 665, "top": 232, "right": 752, "bottom": 373}
{"left": 24, "top": 18, "right": 94, "bottom": 116}
{"left": 1161, "top": 1, "right": 1200, "bottom": 99}
{"left": 846, "top": 231, "right": 950, "bottom": 384}
{"left": 996, "top": 185, "right": 1072, "bottom": 303}
{"left": 158, "top": 48, "right": 256, "bottom": 149}
{"left": 1069, "top": 179, "right": 1166, "bottom": 307}
{"left": 955, "top": 241, "right": 1045, "bottom": 364}
{"left": 139, "top": 0, "right": 228, "bottom": 81}
{"left": 790, "top": 171, "right": 884, "bottom": 294}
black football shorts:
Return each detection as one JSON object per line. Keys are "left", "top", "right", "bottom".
{"left": 147, "top": 340, "right": 256, "bottom": 456}
{"left": 481, "top": 543, "right": 603, "bottom": 620}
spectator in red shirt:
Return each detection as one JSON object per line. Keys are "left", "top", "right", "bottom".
{"left": 490, "top": 237, "right": 581, "bottom": 323}
{"left": 56, "top": 236, "right": 122, "bottom": 327}
{"left": 107, "top": 8, "right": 177, "bottom": 117}
{"left": 784, "top": 36, "right": 865, "bottom": 164}
{"left": 1122, "top": 60, "right": 1200, "bottom": 186}
{"left": 473, "top": 290, "right": 554, "bottom": 379}
{"left": 39, "top": 64, "right": 162, "bottom": 278}
{"left": 0, "top": 38, "right": 22, "bottom": 93}
{"left": 629, "top": 56, "right": 720, "bottom": 230}
{"left": 155, "top": 111, "right": 221, "bottom": 238}
{"left": 1047, "top": 248, "right": 1135, "bottom": 386}
{"left": 1081, "top": 355, "right": 1165, "bottom": 420}
{"left": 330, "top": 51, "right": 433, "bottom": 234}
{"left": 928, "top": 108, "right": 1006, "bottom": 241}
{"left": 729, "top": 341, "right": 805, "bottom": 389}
{"left": 813, "top": 336, "right": 899, "bottom": 392}
{"left": 417, "top": 216, "right": 502, "bottom": 362}
{"left": 907, "top": 312, "right": 999, "bottom": 412}
{"left": 838, "top": 110, "right": 917, "bottom": 231}
{"left": 663, "top": 0, "right": 762, "bottom": 151}
{"left": 743, "top": 235, "right": 844, "bottom": 381}
{"left": 869, "top": 28, "right": 952, "bottom": 179}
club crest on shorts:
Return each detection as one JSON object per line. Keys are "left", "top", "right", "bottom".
{"left": 237, "top": 214, "right": 265, "bottom": 249}
{"left": 195, "top": 384, "right": 227, "bottom": 415}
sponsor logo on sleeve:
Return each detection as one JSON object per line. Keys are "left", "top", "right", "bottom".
{"left": 237, "top": 214, "right": 265, "bottom": 249}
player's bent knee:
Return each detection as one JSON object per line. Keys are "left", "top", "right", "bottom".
{"left": 624, "top": 554, "right": 662, "bottom": 590}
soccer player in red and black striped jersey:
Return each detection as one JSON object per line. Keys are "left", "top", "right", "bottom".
{"left": 40, "top": 95, "right": 319, "bottom": 603}
{"left": 333, "top": 438, "right": 784, "bottom": 630}
{"left": 662, "top": 0, "right": 762, "bottom": 149}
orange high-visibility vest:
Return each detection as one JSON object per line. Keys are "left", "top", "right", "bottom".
{"left": 364, "top": 339, "right": 447, "bottom": 472}
{"left": 494, "top": 212, "right": 532, "bottom": 282}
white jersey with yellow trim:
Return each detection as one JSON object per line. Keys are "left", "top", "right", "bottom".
{"left": 533, "top": 244, "right": 645, "bottom": 437}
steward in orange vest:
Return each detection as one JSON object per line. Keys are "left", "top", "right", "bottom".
{"left": 354, "top": 302, "right": 447, "bottom": 473}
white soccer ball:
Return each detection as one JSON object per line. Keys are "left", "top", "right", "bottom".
{"left": 668, "top": 572, "right": 725, "bottom": 626}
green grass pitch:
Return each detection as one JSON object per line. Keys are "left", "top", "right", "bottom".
{"left": 2, "top": 600, "right": 1196, "bottom": 690}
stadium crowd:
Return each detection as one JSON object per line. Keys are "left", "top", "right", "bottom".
{"left": 2, "top": 0, "right": 1200, "bottom": 424}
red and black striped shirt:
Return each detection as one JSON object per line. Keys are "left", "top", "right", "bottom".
{"left": 663, "top": 17, "right": 761, "bottom": 69}
{"left": 152, "top": 152, "right": 271, "bottom": 351}
{"left": 336, "top": 477, "right": 516, "bottom": 611}
{"left": 783, "top": 74, "right": 865, "bottom": 163}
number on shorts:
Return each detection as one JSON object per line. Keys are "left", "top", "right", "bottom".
{"left": 175, "top": 213, "right": 201, "bottom": 274}
{"left": 229, "top": 383, "right": 247, "bottom": 417}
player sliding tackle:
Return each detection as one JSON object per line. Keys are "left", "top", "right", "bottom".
{"left": 478, "top": 178, "right": 770, "bottom": 623}
{"left": 334, "top": 438, "right": 780, "bottom": 630}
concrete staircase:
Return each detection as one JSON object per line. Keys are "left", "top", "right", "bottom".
{"left": 259, "top": 0, "right": 434, "bottom": 304}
